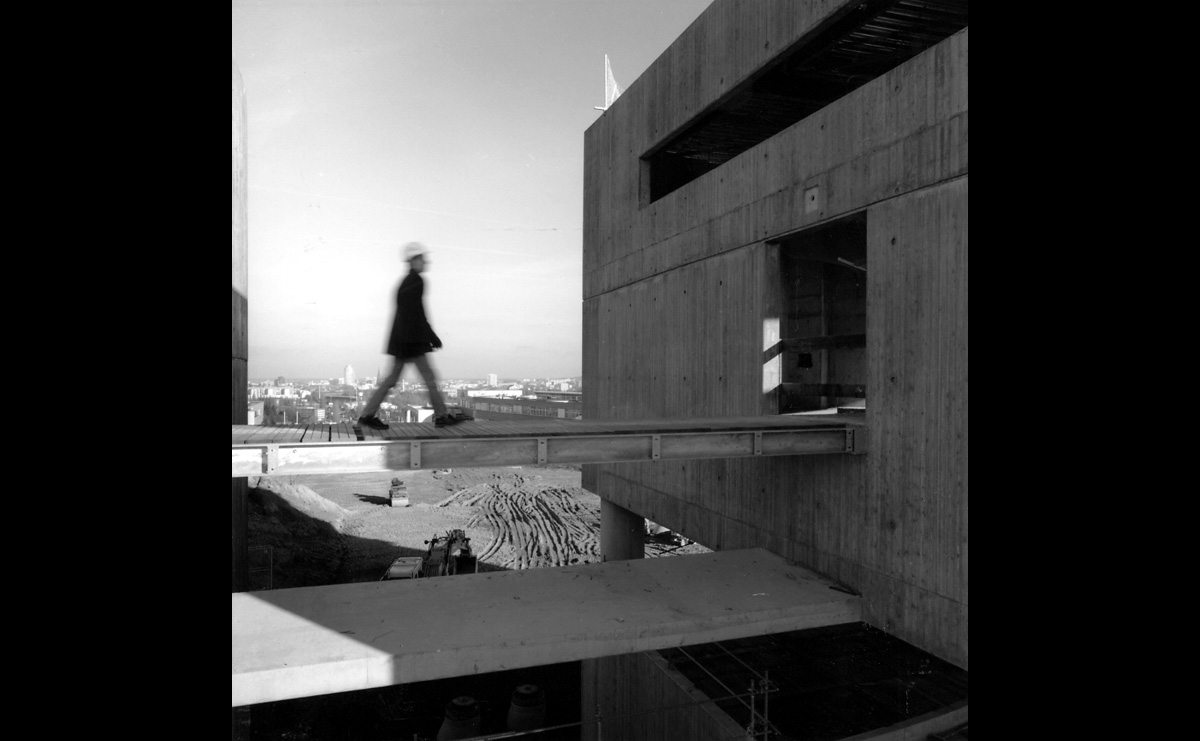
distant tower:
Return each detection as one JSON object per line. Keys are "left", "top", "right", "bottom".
{"left": 488, "top": 373, "right": 499, "bottom": 387}
{"left": 345, "top": 365, "right": 356, "bottom": 386}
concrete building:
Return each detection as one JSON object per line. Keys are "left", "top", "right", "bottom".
{"left": 233, "top": 1, "right": 967, "bottom": 736}
{"left": 580, "top": 1, "right": 967, "bottom": 736}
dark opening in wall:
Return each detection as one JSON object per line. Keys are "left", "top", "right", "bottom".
{"left": 642, "top": 0, "right": 968, "bottom": 203}
{"left": 776, "top": 212, "right": 867, "bottom": 413}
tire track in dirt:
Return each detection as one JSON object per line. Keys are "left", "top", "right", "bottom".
{"left": 436, "top": 478, "right": 602, "bottom": 569}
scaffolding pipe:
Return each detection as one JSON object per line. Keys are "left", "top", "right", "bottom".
{"left": 747, "top": 681, "right": 757, "bottom": 739}
{"left": 762, "top": 672, "right": 770, "bottom": 741}
{"left": 677, "top": 646, "right": 755, "bottom": 715}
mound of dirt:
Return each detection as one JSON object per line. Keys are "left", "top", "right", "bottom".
{"left": 245, "top": 465, "right": 710, "bottom": 589}
{"left": 245, "top": 482, "right": 348, "bottom": 589}
{"left": 249, "top": 477, "right": 350, "bottom": 522}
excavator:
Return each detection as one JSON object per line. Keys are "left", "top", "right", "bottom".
{"left": 382, "top": 529, "right": 478, "bottom": 580}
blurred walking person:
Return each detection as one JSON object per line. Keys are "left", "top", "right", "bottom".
{"left": 358, "top": 242, "right": 461, "bottom": 430}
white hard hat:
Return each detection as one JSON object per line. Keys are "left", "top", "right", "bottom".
{"left": 403, "top": 242, "right": 428, "bottom": 261}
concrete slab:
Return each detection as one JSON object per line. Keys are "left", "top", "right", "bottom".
{"left": 232, "top": 548, "right": 860, "bottom": 706}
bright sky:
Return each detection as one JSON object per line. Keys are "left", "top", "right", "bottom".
{"left": 232, "top": 0, "right": 712, "bottom": 382}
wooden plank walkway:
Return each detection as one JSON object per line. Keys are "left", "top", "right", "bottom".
{"left": 231, "top": 548, "right": 861, "bottom": 706}
{"left": 232, "top": 415, "right": 866, "bottom": 477}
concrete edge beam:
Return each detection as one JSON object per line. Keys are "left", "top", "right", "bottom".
{"left": 232, "top": 548, "right": 861, "bottom": 706}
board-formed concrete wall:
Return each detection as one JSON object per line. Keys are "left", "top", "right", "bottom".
{"left": 232, "top": 55, "right": 249, "bottom": 423}
{"left": 582, "top": 0, "right": 967, "bottom": 669}
{"left": 232, "top": 56, "right": 249, "bottom": 593}
{"left": 582, "top": 651, "right": 744, "bottom": 741}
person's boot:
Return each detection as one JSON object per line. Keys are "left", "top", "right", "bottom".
{"left": 358, "top": 414, "right": 389, "bottom": 430}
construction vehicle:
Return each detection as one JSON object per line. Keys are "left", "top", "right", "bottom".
{"left": 382, "top": 528, "right": 478, "bottom": 580}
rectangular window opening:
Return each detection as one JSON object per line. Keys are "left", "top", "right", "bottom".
{"left": 641, "top": 0, "right": 968, "bottom": 205}
{"left": 776, "top": 212, "right": 867, "bottom": 415}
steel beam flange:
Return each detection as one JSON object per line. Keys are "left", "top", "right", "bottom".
{"left": 652, "top": 434, "right": 661, "bottom": 461}
{"left": 264, "top": 445, "right": 279, "bottom": 474}
{"left": 845, "top": 428, "right": 867, "bottom": 454}
{"left": 754, "top": 431, "right": 763, "bottom": 455}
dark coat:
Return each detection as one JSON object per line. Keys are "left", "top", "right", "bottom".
{"left": 386, "top": 271, "right": 441, "bottom": 358}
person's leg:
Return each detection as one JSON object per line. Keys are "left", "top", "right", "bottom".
{"left": 412, "top": 353, "right": 448, "bottom": 417}
{"left": 361, "top": 358, "right": 405, "bottom": 418}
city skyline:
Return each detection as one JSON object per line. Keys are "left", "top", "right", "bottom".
{"left": 247, "top": 371, "right": 581, "bottom": 385}
{"left": 232, "top": 0, "right": 712, "bottom": 381}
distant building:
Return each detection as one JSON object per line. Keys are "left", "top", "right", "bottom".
{"left": 465, "top": 389, "right": 522, "bottom": 399}
{"left": 488, "top": 373, "right": 498, "bottom": 387}
{"left": 458, "top": 390, "right": 582, "bottom": 420}
{"left": 401, "top": 406, "right": 436, "bottom": 424}
{"left": 532, "top": 390, "right": 582, "bottom": 403}
{"left": 344, "top": 365, "right": 356, "bottom": 386}
{"left": 326, "top": 394, "right": 357, "bottom": 424}
{"left": 248, "top": 385, "right": 306, "bottom": 400}
{"left": 295, "top": 405, "right": 320, "bottom": 424}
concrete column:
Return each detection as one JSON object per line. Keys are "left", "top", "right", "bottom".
{"left": 232, "top": 55, "right": 249, "bottom": 593}
{"left": 591, "top": 498, "right": 643, "bottom": 740}
{"left": 600, "top": 497, "right": 644, "bottom": 562}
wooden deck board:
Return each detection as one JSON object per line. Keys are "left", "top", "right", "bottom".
{"left": 276, "top": 425, "right": 306, "bottom": 443}
{"left": 233, "top": 425, "right": 284, "bottom": 445}
{"left": 231, "top": 548, "right": 860, "bottom": 706}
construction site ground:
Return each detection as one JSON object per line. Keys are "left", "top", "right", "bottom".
{"left": 245, "top": 464, "right": 710, "bottom": 590}
{"left": 238, "top": 465, "right": 710, "bottom": 740}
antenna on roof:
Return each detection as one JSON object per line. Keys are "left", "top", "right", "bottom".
{"left": 593, "top": 55, "right": 623, "bottom": 111}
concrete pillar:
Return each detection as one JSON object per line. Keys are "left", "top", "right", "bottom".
{"left": 585, "top": 471, "right": 644, "bottom": 738}
{"left": 600, "top": 497, "right": 644, "bottom": 562}
{"left": 232, "top": 55, "right": 249, "bottom": 593}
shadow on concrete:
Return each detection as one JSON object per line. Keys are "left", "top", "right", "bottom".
{"left": 235, "top": 660, "right": 581, "bottom": 741}
{"left": 238, "top": 484, "right": 569, "bottom": 740}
